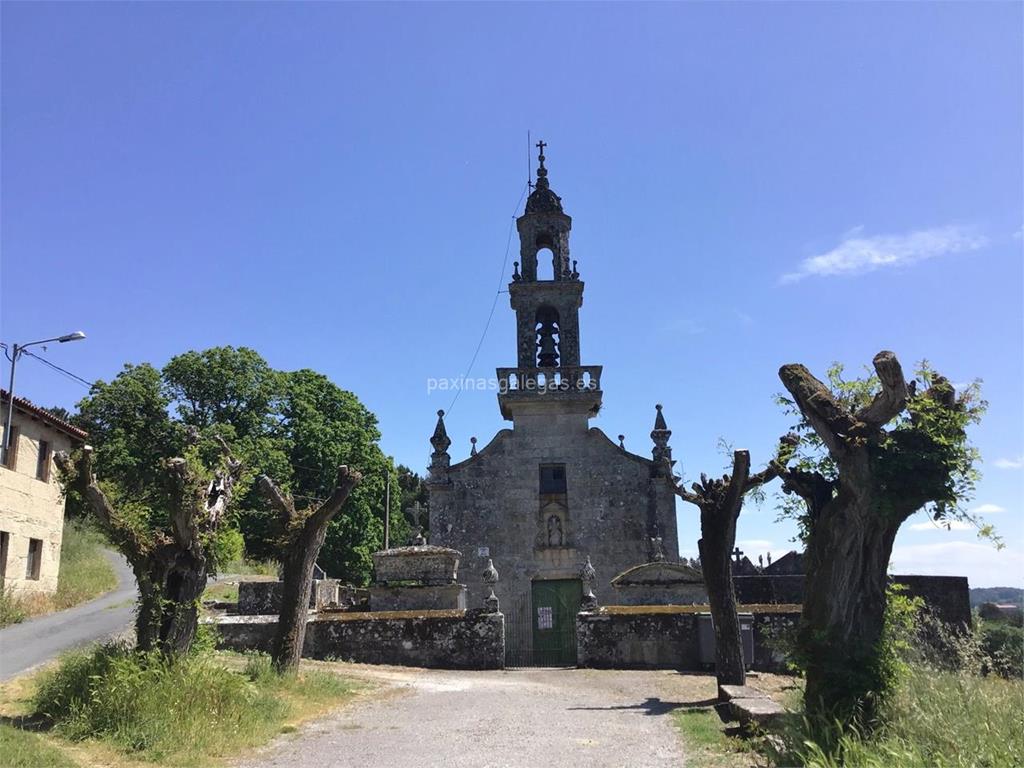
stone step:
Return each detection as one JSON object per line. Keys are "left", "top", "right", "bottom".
{"left": 718, "top": 684, "right": 764, "bottom": 702}
{"left": 728, "top": 697, "right": 787, "bottom": 728}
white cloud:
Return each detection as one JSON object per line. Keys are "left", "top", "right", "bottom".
{"left": 993, "top": 456, "right": 1024, "bottom": 470}
{"left": 971, "top": 503, "right": 1007, "bottom": 515}
{"left": 890, "top": 541, "right": 1023, "bottom": 589}
{"left": 781, "top": 225, "right": 987, "bottom": 283}
{"left": 908, "top": 520, "right": 973, "bottom": 532}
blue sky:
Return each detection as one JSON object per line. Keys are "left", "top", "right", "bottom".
{"left": 2, "top": 2, "right": 1021, "bottom": 587}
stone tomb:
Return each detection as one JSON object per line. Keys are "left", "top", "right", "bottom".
{"left": 368, "top": 545, "right": 467, "bottom": 612}
{"left": 610, "top": 560, "right": 708, "bottom": 605}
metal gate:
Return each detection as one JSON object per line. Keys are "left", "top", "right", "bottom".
{"left": 505, "top": 579, "right": 581, "bottom": 668}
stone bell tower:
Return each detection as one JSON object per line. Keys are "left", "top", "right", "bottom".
{"left": 497, "top": 142, "right": 602, "bottom": 427}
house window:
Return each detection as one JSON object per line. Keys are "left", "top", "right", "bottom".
{"left": 26, "top": 538, "right": 43, "bottom": 580}
{"left": 539, "top": 464, "right": 567, "bottom": 495}
{"left": 3, "top": 426, "right": 19, "bottom": 470}
{"left": 0, "top": 531, "right": 9, "bottom": 590}
{"left": 36, "top": 440, "right": 51, "bottom": 482}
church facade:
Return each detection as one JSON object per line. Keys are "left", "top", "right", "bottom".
{"left": 426, "top": 144, "right": 680, "bottom": 665}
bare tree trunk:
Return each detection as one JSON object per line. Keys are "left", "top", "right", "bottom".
{"left": 258, "top": 466, "right": 362, "bottom": 674}
{"left": 673, "top": 447, "right": 790, "bottom": 689}
{"left": 799, "top": 494, "right": 900, "bottom": 717}
{"left": 698, "top": 536, "right": 745, "bottom": 687}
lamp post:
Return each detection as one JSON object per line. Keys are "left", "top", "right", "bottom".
{"left": 2, "top": 331, "right": 86, "bottom": 464}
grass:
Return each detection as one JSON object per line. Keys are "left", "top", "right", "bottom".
{"left": 202, "top": 581, "right": 239, "bottom": 603}
{"left": 0, "top": 519, "right": 118, "bottom": 628}
{"left": 760, "top": 666, "right": 1024, "bottom": 768}
{"left": 217, "top": 557, "right": 279, "bottom": 577}
{"left": 1, "top": 643, "right": 361, "bottom": 766}
{"left": 673, "top": 707, "right": 758, "bottom": 768}
{"left": 0, "top": 723, "right": 80, "bottom": 767}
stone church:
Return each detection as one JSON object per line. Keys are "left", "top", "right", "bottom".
{"left": 426, "top": 144, "right": 680, "bottom": 664}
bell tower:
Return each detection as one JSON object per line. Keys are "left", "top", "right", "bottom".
{"left": 497, "top": 142, "right": 602, "bottom": 426}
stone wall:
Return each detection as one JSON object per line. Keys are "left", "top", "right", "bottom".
{"left": 577, "top": 606, "right": 802, "bottom": 672}
{"left": 734, "top": 574, "right": 971, "bottom": 629}
{"left": 577, "top": 608, "right": 700, "bottom": 669}
{"left": 212, "top": 608, "right": 505, "bottom": 670}
{"left": 237, "top": 579, "right": 340, "bottom": 615}
{"left": 734, "top": 575, "right": 805, "bottom": 605}
{"left": 894, "top": 575, "right": 972, "bottom": 627}
{"left": 0, "top": 414, "right": 76, "bottom": 595}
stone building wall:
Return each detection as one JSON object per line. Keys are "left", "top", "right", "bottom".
{"left": 429, "top": 425, "right": 678, "bottom": 632}
{"left": 212, "top": 609, "right": 505, "bottom": 670}
{"left": 0, "top": 408, "right": 79, "bottom": 595}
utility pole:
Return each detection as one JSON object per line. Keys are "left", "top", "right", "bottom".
{"left": 383, "top": 468, "right": 391, "bottom": 550}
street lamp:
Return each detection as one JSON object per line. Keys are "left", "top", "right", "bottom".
{"left": 2, "top": 331, "right": 87, "bottom": 464}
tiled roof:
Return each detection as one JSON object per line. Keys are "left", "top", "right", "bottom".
{"left": 1, "top": 389, "right": 88, "bottom": 441}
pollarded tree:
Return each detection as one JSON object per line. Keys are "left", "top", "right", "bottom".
{"left": 776, "top": 351, "right": 985, "bottom": 720}
{"left": 56, "top": 438, "right": 242, "bottom": 657}
{"left": 256, "top": 465, "right": 363, "bottom": 673}
{"left": 672, "top": 438, "right": 795, "bottom": 687}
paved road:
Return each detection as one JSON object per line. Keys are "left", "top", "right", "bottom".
{"left": 236, "top": 665, "right": 695, "bottom": 768}
{"left": 0, "top": 550, "right": 137, "bottom": 681}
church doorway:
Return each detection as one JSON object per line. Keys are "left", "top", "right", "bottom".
{"left": 506, "top": 578, "right": 581, "bottom": 668}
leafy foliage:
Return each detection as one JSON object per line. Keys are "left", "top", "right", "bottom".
{"left": 775, "top": 361, "right": 990, "bottom": 544}
{"left": 71, "top": 347, "right": 402, "bottom": 584}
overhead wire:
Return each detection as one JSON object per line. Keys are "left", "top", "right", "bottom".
{"left": 445, "top": 181, "right": 529, "bottom": 416}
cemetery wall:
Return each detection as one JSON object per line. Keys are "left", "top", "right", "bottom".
{"left": 576, "top": 606, "right": 801, "bottom": 671}
{"left": 211, "top": 608, "right": 504, "bottom": 669}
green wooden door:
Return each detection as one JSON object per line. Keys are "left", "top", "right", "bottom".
{"left": 531, "top": 579, "right": 582, "bottom": 666}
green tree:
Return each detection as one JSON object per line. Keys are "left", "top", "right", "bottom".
{"left": 71, "top": 348, "right": 401, "bottom": 588}
{"left": 775, "top": 351, "right": 986, "bottom": 722}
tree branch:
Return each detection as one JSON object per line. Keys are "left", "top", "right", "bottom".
{"left": 721, "top": 450, "right": 751, "bottom": 519}
{"left": 779, "top": 363, "right": 857, "bottom": 459}
{"left": 855, "top": 350, "right": 908, "bottom": 427}
{"left": 55, "top": 447, "right": 151, "bottom": 556}
{"left": 308, "top": 465, "right": 363, "bottom": 530}
{"left": 257, "top": 473, "right": 297, "bottom": 524}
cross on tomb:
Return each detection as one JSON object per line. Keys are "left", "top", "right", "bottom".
{"left": 732, "top": 547, "right": 744, "bottom": 563}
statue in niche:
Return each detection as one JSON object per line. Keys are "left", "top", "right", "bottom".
{"left": 547, "top": 514, "right": 564, "bottom": 547}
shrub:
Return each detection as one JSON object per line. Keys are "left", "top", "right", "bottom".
{"left": 31, "top": 644, "right": 356, "bottom": 762}
{"left": 211, "top": 527, "right": 246, "bottom": 572}
{"left": 979, "top": 621, "right": 1024, "bottom": 679}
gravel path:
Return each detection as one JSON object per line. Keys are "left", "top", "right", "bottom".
{"left": 236, "top": 665, "right": 702, "bottom": 768}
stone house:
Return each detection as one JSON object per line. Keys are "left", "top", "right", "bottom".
{"left": 426, "top": 145, "right": 680, "bottom": 665}
{"left": 0, "top": 391, "right": 86, "bottom": 595}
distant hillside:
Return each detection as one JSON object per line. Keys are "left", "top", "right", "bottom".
{"left": 970, "top": 587, "right": 1024, "bottom": 608}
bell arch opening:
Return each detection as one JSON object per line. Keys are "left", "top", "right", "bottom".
{"left": 535, "top": 305, "right": 561, "bottom": 368}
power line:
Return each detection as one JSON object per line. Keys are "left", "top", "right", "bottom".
{"left": 20, "top": 350, "right": 93, "bottom": 388}
{"left": 445, "top": 182, "right": 529, "bottom": 416}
